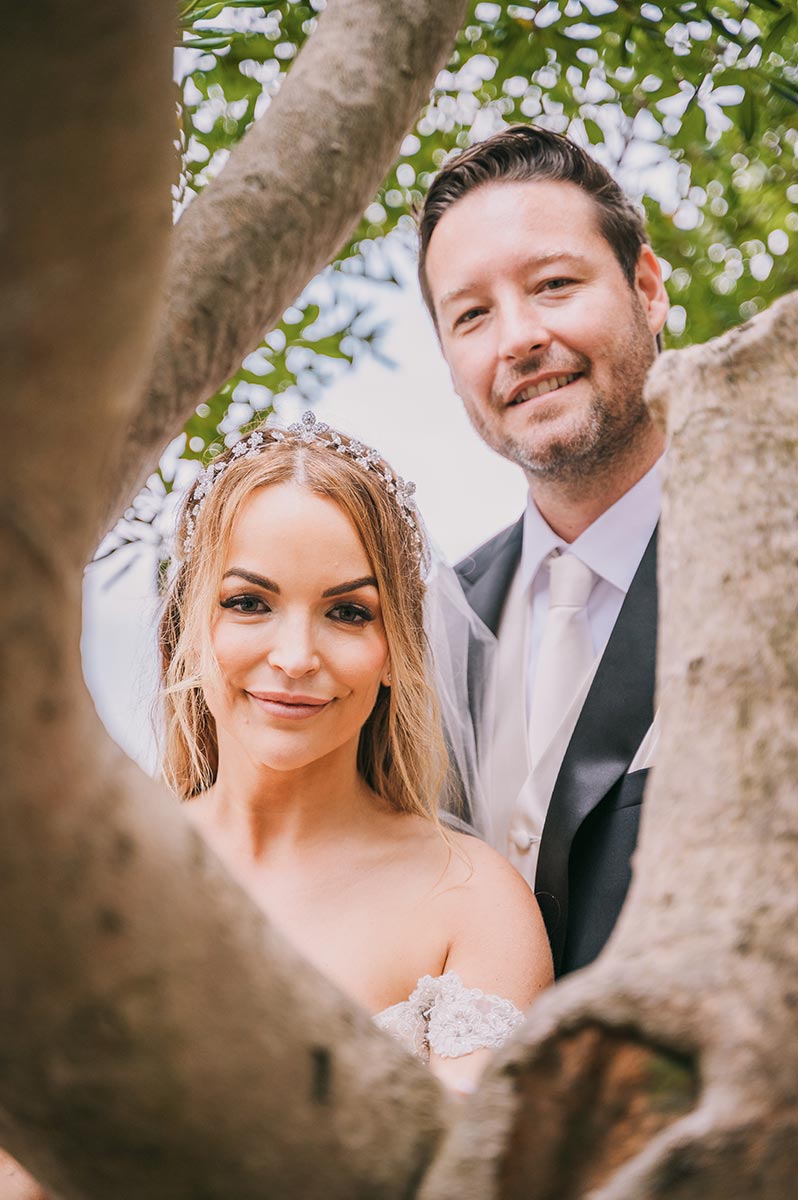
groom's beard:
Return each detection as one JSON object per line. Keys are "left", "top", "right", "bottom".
{"left": 482, "top": 306, "right": 657, "bottom": 484}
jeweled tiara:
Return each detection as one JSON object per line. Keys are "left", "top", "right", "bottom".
{"left": 182, "top": 410, "right": 423, "bottom": 560}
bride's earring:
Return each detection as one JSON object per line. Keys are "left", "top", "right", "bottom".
{"left": 384, "top": 671, "right": 392, "bottom": 686}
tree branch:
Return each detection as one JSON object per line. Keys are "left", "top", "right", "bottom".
{"left": 105, "top": 0, "right": 470, "bottom": 534}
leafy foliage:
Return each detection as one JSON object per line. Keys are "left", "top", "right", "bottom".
{"left": 174, "top": 0, "right": 375, "bottom": 471}
{"left": 353, "top": 0, "right": 798, "bottom": 348}
{"left": 113, "top": 0, "right": 797, "bottom": 554}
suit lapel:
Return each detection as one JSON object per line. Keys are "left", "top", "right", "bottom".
{"left": 454, "top": 518, "right": 524, "bottom": 826}
{"left": 535, "top": 527, "right": 658, "bottom": 972}
{"left": 458, "top": 518, "right": 523, "bottom": 635}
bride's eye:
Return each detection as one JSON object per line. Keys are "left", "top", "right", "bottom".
{"left": 329, "top": 602, "right": 374, "bottom": 626}
{"left": 220, "top": 594, "right": 269, "bottom": 615}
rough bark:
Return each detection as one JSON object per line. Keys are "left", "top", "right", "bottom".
{"left": 1, "top": 5, "right": 449, "bottom": 1198}
{"left": 418, "top": 292, "right": 798, "bottom": 1200}
{"left": 104, "top": 0, "right": 470, "bottom": 533}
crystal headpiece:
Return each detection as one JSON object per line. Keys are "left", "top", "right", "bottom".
{"left": 183, "top": 410, "right": 423, "bottom": 561}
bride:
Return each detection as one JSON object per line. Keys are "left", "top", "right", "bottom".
{"left": 160, "top": 412, "right": 553, "bottom": 1092}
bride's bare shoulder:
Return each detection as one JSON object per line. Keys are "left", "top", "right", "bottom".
{"left": 441, "top": 830, "right": 554, "bottom": 994}
{"left": 392, "top": 818, "right": 536, "bottom": 906}
{"left": 376, "top": 814, "right": 536, "bottom": 916}
{"left": 444, "top": 828, "right": 536, "bottom": 897}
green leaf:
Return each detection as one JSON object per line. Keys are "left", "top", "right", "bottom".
{"left": 763, "top": 11, "right": 794, "bottom": 52}
{"left": 183, "top": 33, "right": 233, "bottom": 50}
{"left": 184, "top": 3, "right": 231, "bottom": 21}
{"left": 679, "top": 100, "right": 706, "bottom": 146}
{"left": 724, "top": 87, "right": 758, "bottom": 141}
{"left": 769, "top": 78, "right": 798, "bottom": 105}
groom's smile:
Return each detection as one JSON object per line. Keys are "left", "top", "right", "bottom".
{"left": 506, "top": 370, "right": 584, "bottom": 408}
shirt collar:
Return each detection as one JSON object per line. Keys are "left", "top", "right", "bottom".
{"left": 519, "top": 458, "right": 663, "bottom": 596}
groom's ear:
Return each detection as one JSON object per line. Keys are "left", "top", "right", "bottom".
{"left": 634, "top": 244, "right": 669, "bottom": 337}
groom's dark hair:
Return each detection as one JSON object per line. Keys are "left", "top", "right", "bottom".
{"left": 417, "top": 124, "right": 649, "bottom": 321}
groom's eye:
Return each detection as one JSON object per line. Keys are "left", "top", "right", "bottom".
{"left": 454, "top": 306, "right": 486, "bottom": 328}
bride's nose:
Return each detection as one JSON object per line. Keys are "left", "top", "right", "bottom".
{"left": 266, "top": 612, "right": 320, "bottom": 678}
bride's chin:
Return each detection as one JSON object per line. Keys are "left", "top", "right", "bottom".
{"left": 245, "top": 735, "right": 344, "bottom": 776}
{"left": 218, "top": 715, "right": 363, "bottom": 777}
{"left": 251, "top": 747, "right": 326, "bottom": 775}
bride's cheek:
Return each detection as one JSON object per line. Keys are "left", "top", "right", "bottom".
{"left": 213, "top": 623, "right": 259, "bottom": 678}
{"left": 355, "top": 640, "right": 390, "bottom": 697}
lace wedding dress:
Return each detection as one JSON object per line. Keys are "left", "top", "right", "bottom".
{"left": 374, "top": 970, "right": 524, "bottom": 1062}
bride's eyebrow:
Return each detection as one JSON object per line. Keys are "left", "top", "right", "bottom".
{"left": 222, "top": 568, "right": 279, "bottom": 592}
{"left": 322, "top": 576, "right": 378, "bottom": 598}
{"left": 221, "top": 570, "right": 377, "bottom": 598}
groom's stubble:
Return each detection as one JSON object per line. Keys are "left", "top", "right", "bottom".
{"left": 471, "top": 292, "right": 659, "bottom": 487}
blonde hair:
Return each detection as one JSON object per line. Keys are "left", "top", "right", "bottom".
{"left": 159, "top": 425, "right": 450, "bottom": 826}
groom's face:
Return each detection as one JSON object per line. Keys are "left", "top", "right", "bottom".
{"left": 424, "top": 179, "right": 668, "bottom": 482}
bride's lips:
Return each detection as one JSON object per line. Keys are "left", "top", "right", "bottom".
{"left": 247, "top": 691, "right": 332, "bottom": 720}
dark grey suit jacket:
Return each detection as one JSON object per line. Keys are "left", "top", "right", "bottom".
{"left": 456, "top": 519, "right": 658, "bottom": 977}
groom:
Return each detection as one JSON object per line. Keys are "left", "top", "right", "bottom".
{"left": 418, "top": 126, "right": 669, "bottom": 976}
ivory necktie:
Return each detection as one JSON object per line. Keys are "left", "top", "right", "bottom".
{"left": 527, "top": 551, "right": 596, "bottom": 767}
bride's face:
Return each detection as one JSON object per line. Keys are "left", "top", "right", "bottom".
{"left": 205, "top": 481, "right": 391, "bottom": 775}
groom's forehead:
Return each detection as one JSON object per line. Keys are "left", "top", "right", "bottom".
{"left": 425, "top": 180, "right": 605, "bottom": 291}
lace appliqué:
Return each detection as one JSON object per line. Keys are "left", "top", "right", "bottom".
{"left": 374, "top": 971, "right": 524, "bottom": 1062}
